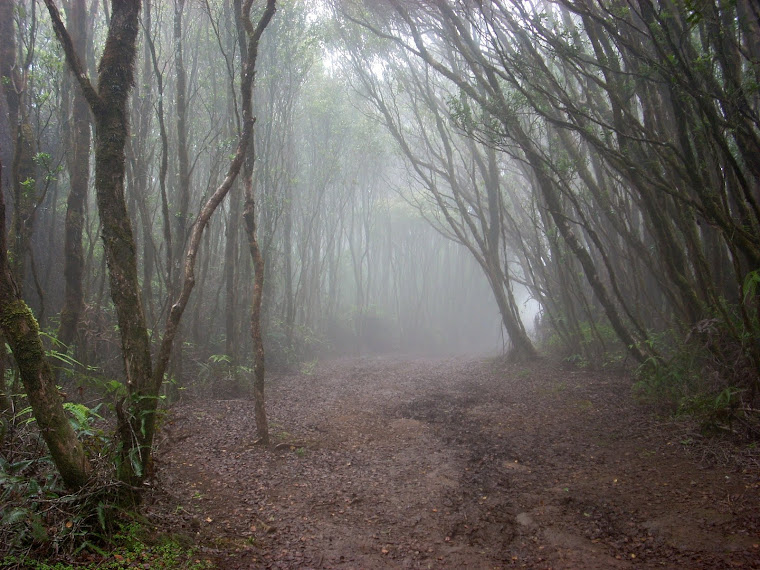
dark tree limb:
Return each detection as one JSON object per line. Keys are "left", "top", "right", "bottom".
{"left": 42, "top": 0, "right": 102, "bottom": 114}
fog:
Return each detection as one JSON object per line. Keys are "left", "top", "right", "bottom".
{"left": 5, "top": 0, "right": 756, "bottom": 388}
{"left": 15, "top": 0, "right": 543, "bottom": 374}
{"left": 2, "top": 0, "right": 758, "bottom": 521}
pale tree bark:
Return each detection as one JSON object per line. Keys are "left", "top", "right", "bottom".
{"left": 129, "top": 0, "right": 158, "bottom": 326}
{"left": 168, "top": 0, "right": 191, "bottom": 388}
{"left": 173, "top": 0, "right": 191, "bottom": 283}
{"left": 143, "top": 24, "right": 173, "bottom": 297}
{"left": 224, "top": 190, "right": 242, "bottom": 364}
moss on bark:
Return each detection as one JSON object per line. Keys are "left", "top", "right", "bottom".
{"left": 0, "top": 296, "right": 91, "bottom": 489}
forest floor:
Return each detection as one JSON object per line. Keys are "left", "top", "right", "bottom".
{"left": 150, "top": 356, "right": 760, "bottom": 569}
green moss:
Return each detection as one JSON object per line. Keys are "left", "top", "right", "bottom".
{"left": 0, "top": 299, "right": 45, "bottom": 372}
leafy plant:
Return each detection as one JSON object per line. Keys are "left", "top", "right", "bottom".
{"left": 300, "top": 358, "right": 318, "bottom": 375}
{"left": 195, "top": 353, "right": 253, "bottom": 397}
{"left": 0, "top": 521, "right": 212, "bottom": 569}
{"left": 634, "top": 309, "right": 760, "bottom": 439}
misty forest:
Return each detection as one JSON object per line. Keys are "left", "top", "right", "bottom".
{"left": 0, "top": 0, "right": 759, "bottom": 567}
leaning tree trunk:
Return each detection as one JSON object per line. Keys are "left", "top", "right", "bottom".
{"left": 397, "top": 6, "right": 649, "bottom": 363}
{"left": 482, "top": 143, "right": 537, "bottom": 360}
{"left": 0, "top": 0, "right": 90, "bottom": 490}
{"left": 0, "top": 156, "right": 91, "bottom": 490}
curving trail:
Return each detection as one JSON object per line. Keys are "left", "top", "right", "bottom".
{"left": 152, "top": 356, "right": 760, "bottom": 568}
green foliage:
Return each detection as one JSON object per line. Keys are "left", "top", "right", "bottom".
{"left": 1, "top": 390, "right": 207, "bottom": 569}
{"left": 38, "top": 330, "right": 108, "bottom": 401}
{"left": 0, "top": 451, "right": 88, "bottom": 560}
{"left": 542, "top": 315, "right": 625, "bottom": 368}
{"left": 679, "top": 386, "right": 746, "bottom": 432}
{"left": 743, "top": 269, "right": 760, "bottom": 303}
{"left": 1, "top": 381, "right": 125, "bottom": 560}
{"left": 683, "top": 0, "right": 705, "bottom": 25}
{"left": 62, "top": 402, "right": 104, "bottom": 439}
{"left": 0, "top": 521, "right": 212, "bottom": 569}
{"left": 633, "top": 343, "right": 702, "bottom": 413}
{"left": 33, "top": 152, "right": 64, "bottom": 185}
{"left": 0, "top": 456, "right": 54, "bottom": 553}
{"left": 265, "top": 319, "right": 327, "bottom": 372}
{"left": 634, "top": 309, "right": 760, "bottom": 438}
{"left": 300, "top": 358, "right": 318, "bottom": 375}
{"left": 11, "top": 400, "right": 107, "bottom": 448}
{"left": 208, "top": 353, "right": 231, "bottom": 365}
{"left": 195, "top": 353, "right": 253, "bottom": 397}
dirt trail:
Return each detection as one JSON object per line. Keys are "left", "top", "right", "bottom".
{"left": 152, "top": 357, "right": 760, "bottom": 568}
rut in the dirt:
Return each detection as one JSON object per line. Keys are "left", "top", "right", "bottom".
{"left": 152, "top": 357, "right": 760, "bottom": 569}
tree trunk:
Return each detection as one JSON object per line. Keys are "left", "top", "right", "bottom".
{"left": 0, "top": 154, "right": 91, "bottom": 489}
{"left": 224, "top": 191, "right": 241, "bottom": 364}
{"left": 10, "top": 122, "right": 36, "bottom": 289}
{"left": 283, "top": 194, "right": 294, "bottom": 348}
{"left": 234, "top": 0, "right": 276, "bottom": 446}
{"left": 45, "top": 0, "right": 154, "bottom": 486}
{"left": 58, "top": 0, "right": 90, "bottom": 348}
{"left": 244, "top": 186, "right": 269, "bottom": 445}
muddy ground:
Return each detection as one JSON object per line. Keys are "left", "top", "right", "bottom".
{"left": 150, "top": 356, "right": 760, "bottom": 568}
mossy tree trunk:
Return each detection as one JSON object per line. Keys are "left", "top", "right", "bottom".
{"left": 45, "top": 0, "right": 276, "bottom": 486}
{"left": 0, "top": 156, "right": 91, "bottom": 489}
{"left": 45, "top": 0, "right": 153, "bottom": 486}
{"left": 243, "top": 174, "right": 269, "bottom": 444}
{"left": 0, "top": 0, "right": 90, "bottom": 489}
{"left": 0, "top": 0, "right": 18, "bottom": 427}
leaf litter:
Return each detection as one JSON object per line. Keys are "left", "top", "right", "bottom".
{"left": 147, "top": 356, "right": 760, "bottom": 568}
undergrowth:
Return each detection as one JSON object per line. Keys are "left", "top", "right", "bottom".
{"left": 540, "top": 316, "right": 627, "bottom": 370}
{"left": 0, "top": 382, "right": 207, "bottom": 569}
{"left": 634, "top": 312, "right": 760, "bottom": 440}
{"left": 0, "top": 520, "right": 211, "bottom": 569}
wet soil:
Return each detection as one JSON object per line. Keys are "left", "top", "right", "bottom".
{"left": 150, "top": 356, "right": 760, "bottom": 568}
